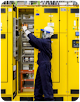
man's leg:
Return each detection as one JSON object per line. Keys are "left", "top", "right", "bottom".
{"left": 39, "top": 63, "right": 54, "bottom": 101}
{"left": 34, "top": 67, "right": 44, "bottom": 101}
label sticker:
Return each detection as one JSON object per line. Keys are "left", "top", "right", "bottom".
{"left": 49, "top": 15, "right": 53, "bottom": 17}
{"left": 13, "top": 65, "right": 16, "bottom": 71}
{"left": 8, "top": 8, "right": 12, "bottom": 12}
{"left": 61, "top": 8, "right": 66, "bottom": 11}
{"left": 36, "top": 13, "right": 39, "bottom": 16}
{"left": 0, "top": 23, "right": 2, "bottom": 27}
{"left": 75, "top": 13, "right": 79, "bottom": 17}
{"left": 48, "top": 23, "right": 54, "bottom": 26}
{"left": 74, "top": 20, "right": 76, "bottom": 26}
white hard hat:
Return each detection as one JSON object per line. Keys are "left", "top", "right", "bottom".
{"left": 43, "top": 26, "right": 54, "bottom": 38}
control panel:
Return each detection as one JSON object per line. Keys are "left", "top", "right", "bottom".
{"left": 72, "top": 40, "right": 79, "bottom": 48}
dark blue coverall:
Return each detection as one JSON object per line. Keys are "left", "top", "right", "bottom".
{"left": 28, "top": 33, "right": 54, "bottom": 101}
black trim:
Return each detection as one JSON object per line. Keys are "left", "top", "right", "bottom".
{"left": 54, "top": 97, "right": 63, "bottom": 102}
{"left": 71, "top": 9, "right": 79, "bottom": 13}
{"left": 44, "top": 8, "right": 58, "bottom": 13}
{"left": 13, "top": 7, "right": 17, "bottom": 12}
{"left": 13, "top": 70, "right": 16, "bottom": 80}
{"left": 72, "top": 97, "right": 79, "bottom": 101}
{"left": 20, "top": 97, "right": 33, "bottom": 101}
{"left": 51, "top": 34, "right": 58, "bottom": 39}
{"left": 71, "top": 90, "right": 79, "bottom": 94}
{"left": 1, "top": 9, "right": 6, "bottom": 13}
{"left": 20, "top": 97, "right": 63, "bottom": 101}
{"left": 1, "top": 89, "right": 6, "bottom": 94}
{"left": 1, "top": 34, "right": 5, "bottom": 39}
{"left": 53, "top": 89, "right": 58, "bottom": 94}
{"left": 44, "top": 97, "right": 63, "bottom": 102}
{"left": 2, "top": 97, "right": 11, "bottom": 101}
{"left": 13, "top": 91, "right": 17, "bottom": 99}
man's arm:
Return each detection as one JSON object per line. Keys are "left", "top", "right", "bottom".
{"left": 28, "top": 33, "right": 43, "bottom": 50}
{"left": 22, "top": 26, "right": 43, "bottom": 50}
{"left": 29, "top": 39, "right": 38, "bottom": 49}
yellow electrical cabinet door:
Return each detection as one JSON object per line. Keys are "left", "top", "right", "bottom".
{"left": 1, "top": 6, "right": 17, "bottom": 100}
{"left": 68, "top": 7, "right": 79, "bottom": 95}
{"left": 1, "top": 33, "right": 8, "bottom": 82}
{"left": 0, "top": 7, "right": 8, "bottom": 83}
{"left": 60, "top": 7, "right": 68, "bottom": 33}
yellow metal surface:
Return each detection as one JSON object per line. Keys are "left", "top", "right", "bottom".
{"left": 1, "top": 5, "right": 17, "bottom": 97}
{"left": 51, "top": 33, "right": 59, "bottom": 82}
{"left": 1, "top": 33, "right": 8, "bottom": 82}
{"left": 34, "top": 7, "right": 51, "bottom": 32}
{"left": 0, "top": 7, "right": 8, "bottom": 83}
{"left": 8, "top": 7, "right": 13, "bottom": 33}
{"left": 60, "top": 7, "right": 68, "bottom": 32}
{"left": 52, "top": 33, "right": 68, "bottom": 95}
{"left": 68, "top": 7, "right": 79, "bottom": 95}
{"left": 51, "top": 7, "right": 59, "bottom": 32}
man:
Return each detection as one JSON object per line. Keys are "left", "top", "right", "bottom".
{"left": 22, "top": 26, "right": 54, "bottom": 101}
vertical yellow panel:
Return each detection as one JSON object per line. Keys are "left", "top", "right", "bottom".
{"left": 1, "top": 6, "right": 12, "bottom": 95}
{"left": 7, "top": 33, "right": 13, "bottom": 94}
{"left": 52, "top": 33, "right": 68, "bottom": 95}
{"left": 51, "top": 33, "right": 59, "bottom": 82}
{"left": 1, "top": 33, "right": 7, "bottom": 82}
{"left": 68, "top": 7, "right": 79, "bottom": 95}
{"left": 51, "top": 7, "right": 59, "bottom": 33}
{"left": 76, "top": 7, "right": 80, "bottom": 63}
{"left": 63, "top": 96, "right": 68, "bottom": 101}
{"left": 8, "top": 7, "right": 12, "bottom": 33}
{"left": 13, "top": 11, "right": 16, "bottom": 18}
{"left": 60, "top": 33, "right": 67, "bottom": 94}
{"left": 60, "top": 7, "right": 68, "bottom": 32}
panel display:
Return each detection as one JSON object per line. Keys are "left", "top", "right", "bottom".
{"left": 72, "top": 40, "right": 79, "bottom": 48}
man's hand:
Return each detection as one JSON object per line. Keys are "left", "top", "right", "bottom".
{"left": 22, "top": 26, "right": 31, "bottom": 41}
{"left": 22, "top": 26, "right": 27, "bottom": 32}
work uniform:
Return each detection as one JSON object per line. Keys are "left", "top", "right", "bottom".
{"left": 28, "top": 33, "right": 54, "bottom": 101}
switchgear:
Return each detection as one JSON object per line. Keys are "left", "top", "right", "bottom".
{"left": 1, "top": 4, "right": 79, "bottom": 101}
